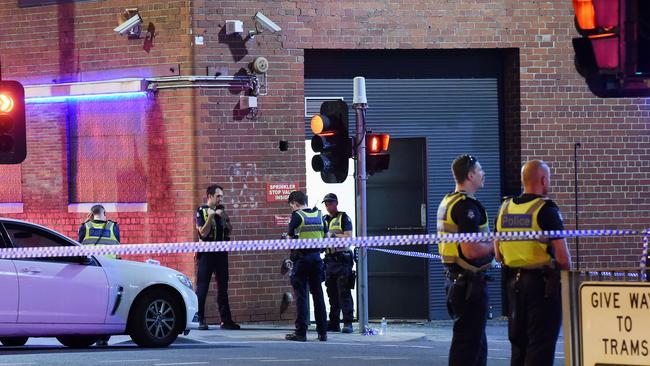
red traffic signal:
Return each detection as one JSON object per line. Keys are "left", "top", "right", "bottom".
{"left": 366, "top": 133, "right": 390, "bottom": 174}
{"left": 0, "top": 81, "right": 26, "bottom": 164}
{"left": 573, "top": 0, "right": 618, "bottom": 34}
{"left": 367, "top": 134, "right": 389, "bottom": 154}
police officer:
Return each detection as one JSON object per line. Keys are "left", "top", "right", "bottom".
{"left": 285, "top": 191, "right": 328, "bottom": 342}
{"left": 78, "top": 204, "right": 120, "bottom": 346}
{"left": 322, "top": 193, "right": 355, "bottom": 334}
{"left": 78, "top": 204, "right": 120, "bottom": 252}
{"left": 437, "top": 154, "right": 494, "bottom": 366}
{"left": 495, "top": 160, "right": 571, "bottom": 366}
{"left": 195, "top": 184, "right": 240, "bottom": 330}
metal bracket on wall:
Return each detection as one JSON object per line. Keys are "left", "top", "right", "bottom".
{"left": 145, "top": 75, "right": 257, "bottom": 92}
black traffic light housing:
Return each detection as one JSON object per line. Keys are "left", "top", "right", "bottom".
{"left": 0, "top": 81, "right": 26, "bottom": 164}
{"left": 310, "top": 100, "right": 351, "bottom": 183}
{"left": 572, "top": 0, "right": 650, "bottom": 97}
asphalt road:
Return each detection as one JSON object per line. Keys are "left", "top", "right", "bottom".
{"left": 0, "top": 322, "right": 565, "bottom": 366}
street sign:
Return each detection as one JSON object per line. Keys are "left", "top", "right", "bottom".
{"left": 580, "top": 282, "right": 650, "bottom": 366}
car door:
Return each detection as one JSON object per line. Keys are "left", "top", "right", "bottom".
{"left": 4, "top": 222, "right": 110, "bottom": 324}
{"left": 0, "top": 225, "right": 18, "bottom": 323}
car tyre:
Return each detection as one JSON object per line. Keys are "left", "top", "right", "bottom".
{"left": 129, "top": 288, "right": 183, "bottom": 348}
{"left": 0, "top": 337, "right": 29, "bottom": 346}
{"left": 56, "top": 335, "right": 100, "bottom": 348}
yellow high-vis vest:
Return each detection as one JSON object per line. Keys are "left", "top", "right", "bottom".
{"left": 200, "top": 207, "right": 225, "bottom": 241}
{"left": 325, "top": 212, "right": 349, "bottom": 254}
{"left": 296, "top": 209, "right": 325, "bottom": 239}
{"left": 81, "top": 220, "right": 119, "bottom": 259}
{"left": 436, "top": 192, "right": 489, "bottom": 268}
{"left": 496, "top": 197, "right": 552, "bottom": 268}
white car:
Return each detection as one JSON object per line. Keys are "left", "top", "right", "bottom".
{"left": 0, "top": 218, "right": 199, "bottom": 348}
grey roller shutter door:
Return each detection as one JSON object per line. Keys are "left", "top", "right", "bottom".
{"left": 305, "top": 78, "right": 502, "bottom": 320}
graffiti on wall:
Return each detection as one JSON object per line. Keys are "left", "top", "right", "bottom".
{"left": 227, "top": 163, "right": 260, "bottom": 209}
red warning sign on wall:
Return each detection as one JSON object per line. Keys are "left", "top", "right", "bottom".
{"left": 266, "top": 182, "right": 299, "bottom": 202}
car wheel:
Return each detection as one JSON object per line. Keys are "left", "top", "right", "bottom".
{"left": 56, "top": 336, "right": 100, "bottom": 348}
{"left": 129, "top": 288, "right": 183, "bottom": 348}
{"left": 0, "top": 337, "right": 29, "bottom": 346}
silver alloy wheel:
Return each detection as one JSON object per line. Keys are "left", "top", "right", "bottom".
{"left": 145, "top": 299, "right": 176, "bottom": 339}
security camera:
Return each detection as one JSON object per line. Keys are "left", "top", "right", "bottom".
{"left": 114, "top": 13, "right": 143, "bottom": 35}
{"left": 248, "top": 11, "right": 282, "bottom": 37}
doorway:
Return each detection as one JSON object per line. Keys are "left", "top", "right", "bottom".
{"left": 367, "top": 137, "right": 428, "bottom": 320}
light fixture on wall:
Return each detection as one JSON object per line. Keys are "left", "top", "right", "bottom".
{"left": 24, "top": 78, "right": 148, "bottom": 103}
{"left": 248, "top": 12, "right": 282, "bottom": 38}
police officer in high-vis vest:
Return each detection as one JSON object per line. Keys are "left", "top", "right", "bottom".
{"left": 195, "top": 184, "right": 240, "bottom": 331}
{"left": 78, "top": 204, "right": 120, "bottom": 346}
{"left": 322, "top": 193, "right": 355, "bottom": 334}
{"left": 437, "top": 154, "right": 494, "bottom": 366}
{"left": 285, "top": 191, "right": 328, "bottom": 342}
{"left": 495, "top": 160, "right": 571, "bottom": 366}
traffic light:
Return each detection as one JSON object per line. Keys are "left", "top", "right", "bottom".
{"left": 573, "top": 0, "right": 620, "bottom": 72}
{"left": 366, "top": 133, "right": 390, "bottom": 174}
{"left": 572, "top": 0, "right": 650, "bottom": 97}
{"left": 310, "top": 100, "right": 351, "bottom": 183}
{"left": 0, "top": 81, "right": 26, "bottom": 164}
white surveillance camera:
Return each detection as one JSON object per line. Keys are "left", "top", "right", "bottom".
{"left": 114, "top": 13, "right": 143, "bottom": 35}
{"left": 253, "top": 12, "right": 281, "bottom": 33}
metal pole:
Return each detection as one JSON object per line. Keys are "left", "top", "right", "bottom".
{"left": 353, "top": 77, "right": 368, "bottom": 333}
{"left": 574, "top": 142, "right": 581, "bottom": 270}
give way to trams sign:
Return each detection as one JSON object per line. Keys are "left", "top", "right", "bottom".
{"left": 580, "top": 282, "right": 650, "bottom": 366}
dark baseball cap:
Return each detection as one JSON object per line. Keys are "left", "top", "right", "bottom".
{"left": 322, "top": 193, "right": 338, "bottom": 203}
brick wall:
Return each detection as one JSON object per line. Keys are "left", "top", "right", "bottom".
{"left": 1, "top": 0, "right": 649, "bottom": 324}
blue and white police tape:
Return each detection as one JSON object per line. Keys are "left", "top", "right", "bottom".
{"left": 641, "top": 233, "right": 649, "bottom": 281}
{"left": 367, "top": 247, "right": 504, "bottom": 269}
{"left": 0, "top": 228, "right": 645, "bottom": 260}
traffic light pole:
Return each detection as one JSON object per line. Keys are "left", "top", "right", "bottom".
{"left": 353, "top": 77, "right": 369, "bottom": 333}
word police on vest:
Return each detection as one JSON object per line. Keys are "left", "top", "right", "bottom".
{"left": 500, "top": 214, "right": 533, "bottom": 229}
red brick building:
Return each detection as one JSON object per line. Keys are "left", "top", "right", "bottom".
{"left": 0, "top": 1, "right": 648, "bottom": 322}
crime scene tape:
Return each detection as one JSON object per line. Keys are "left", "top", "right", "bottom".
{"left": 367, "top": 247, "right": 504, "bottom": 269}
{"left": 0, "top": 228, "right": 646, "bottom": 260}
{"left": 641, "top": 233, "right": 649, "bottom": 280}
{"left": 368, "top": 247, "right": 441, "bottom": 260}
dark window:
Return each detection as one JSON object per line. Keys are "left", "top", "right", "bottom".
{"left": 4, "top": 223, "right": 95, "bottom": 265}
{"left": 4, "top": 223, "right": 73, "bottom": 249}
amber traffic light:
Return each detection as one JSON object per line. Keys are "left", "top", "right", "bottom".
{"left": 0, "top": 81, "right": 26, "bottom": 164}
{"left": 310, "top": 100, "right": 351, "bottom": 183}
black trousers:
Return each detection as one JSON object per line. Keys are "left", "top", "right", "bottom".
{"left": 445, "top": 269, "right": 488, "bottom": 366}
{"left": 324, "top": 252, "right": 354, "bottom": 325}
{"left": 506, "top": 269, "right": 562, "bottom": 366}
{"left": 195, "top": 252, "right": 233, "bottom": 323}
{"left": 290, "top": 251, "right": 327, "bottom": 336}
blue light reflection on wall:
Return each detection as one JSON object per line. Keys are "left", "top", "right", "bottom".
{"left": 26, "top": 92, "right": 148, "bottom": 104}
